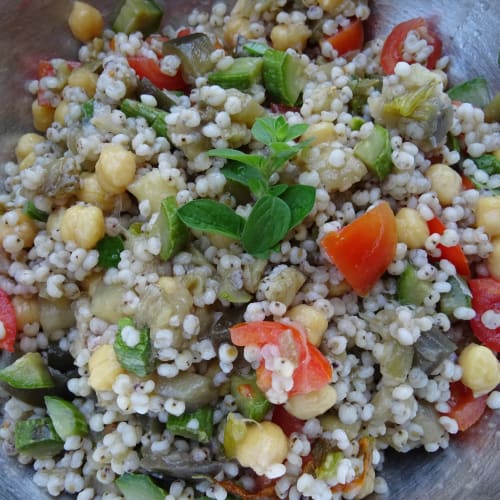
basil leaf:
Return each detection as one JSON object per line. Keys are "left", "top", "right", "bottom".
{"left": 96, "top": 236, "right": 124, "bottom": 269}
{"left": 251, "top": 116, "right": 279, "bottom": 145}
{"left": 268, "top": 184, "right": 288, "bottom": 196}
{"left": 242, "top": 195, "right": 291, "bottom": 255}
{"left": 177, "top": 199, "right": 244, "bottom": 239}
{"left": 473, "top": 154, "right": 500, "bottom": 175}
{"left": 283, "top": 123, "right": 309, "bottom": 141}
{"left": 207, "top": 148, "right": 263, "bottom": 169}
{"left": 221, "top": 162, "right": 268, "bottom": 196}
{"left": 279, "top": 184, "right": 316, "bottom": 230}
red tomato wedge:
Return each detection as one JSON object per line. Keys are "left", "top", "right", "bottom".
{"left": 380, "top": 17, "right": 442, "bottom": 74}
{"left": 444, "top": 381, "right": 488, "bottom": 432}
{"left": 469, "top": 278, "right": 500, "bottom": 352}
{"left": 0, "top": 289, "right": 17, "bottom": 352}
{"left": 230, "top": 321, "right": 333, "bottom": 397}
{"left": 324, "top": 19, "right": 364, "bottom": 56}
{"left": 320, "top": 201, "right": 397, "bottom": 296}
{"left": 427, "top": 217, "right": 471, "bottom": 277}
{"left": 127, "top": 56, "right": 187, "bottom": 91}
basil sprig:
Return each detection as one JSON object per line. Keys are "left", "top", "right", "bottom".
{"left": 177, "top": 116, "right": 315, "bottom": 257}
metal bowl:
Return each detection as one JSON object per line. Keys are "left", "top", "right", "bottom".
{"left": 0, "top": 1, "right": 498, "bottom": 499}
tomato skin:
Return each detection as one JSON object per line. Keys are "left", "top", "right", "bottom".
{"left": 325, "top": 19, "right": 364, "bottom": 56}
{"left": 37, "top": 59, "right": 80, "bottom": 107}
{"left": 230, "top": 321, "right": 333, "bottom": 396}
{"left": 0, "top": 289, "right": 17, "bottom": 352}
{"left": 427, "top": 217, "right": 471, "bottom": 277}
{"left": 380, "top": 17, "right": 442, "bottom": 74}
{"left": 469, "top": 278, "right": 500, "bottom": 352}
{"left": 320, "top": 201, "right": 397, "bottom": 296}
{"left": 444, "top": 381, "right": 488, "bottom": 431}
{"left": 271, "top": 405, "right": 305, "bottom": 436}
{"left": 127, "top": 56, "right": 187, "bottom": 91}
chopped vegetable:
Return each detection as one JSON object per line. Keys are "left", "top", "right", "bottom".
{"left": 127, "top": 56, "right": 186, "bottom": 91}
{"left": 158, "top": 196, "right": 190, "bottom": 260}
{"left": 379, "top": 340, "right": 414, "bottom": 383}
{"left": 44, "top": 396, "right": 89, "bottom": 439}
{"left": 162, "top": 33, "right": 215, "bottom": 84}
{"left": 414, "top": 328, "right": 457, "bottom": 374}
{"left": 473, "top": 154, "right": 500, "bottom": 175}
{"left": 324, "top": 19, "right": 364, "bottom": 56}
{"left": 396, "top": 264, "right": 433, "bottom": 306}
{"left": 113, "top": 317, "right": 153, "bottom": 377}
{"left": 96, "top": 235, "right": 124, "bottom": 269}
{"left": 229, "top": 321, "right": 333, "bottom": 398}
{"left": 136, "top": 77, "right": 179, "bottom": 110}
{"left": 321, "top": 201, "right": 398, "bottom": 296}
{"left": 230, "top": 374, "right": 271, "bottom": 420}
{"left": 443, "top": 381, "right": 488, "bottom": 432}
{"left": 112, "top": 0, "right": 163, "bottom": 36}
{"left": 315, "top": 450, "right": 343, "bottom": 480}
{"left": 469, "top": 278, "right": 500, "bottom": 352}
{"left": 120, "top": 98, "right": 169, "bottom": 137}
{"left": 116, "top": 473, "right": 166, "bottom": 500}
{"left": 0, "top": 288, "right": 17, "bottom": 351}
{"left": 208, "top": 57, "right": 263, "bottom": 90}
{"left": 380, "top": 18, "right": 442, "bottom": 74}
{"left": 166, "top": 406, "right": 214, "bottom": 443}
{"left": 353, "top": 124, "right": 393, "bottom": 180}
{"left": 427, "top": 217, "right": 471, "bottom": 277}
{"left": 271, "top": 404, "right": 305, "bottom": 436}
{"left": 15, "top": 417, "right": 64, "bottom": 458}
{"left": 23, "top": 200, "right": 49, "bottom": 222}
{"left": 447, "top": 78, "right": 491, "bottom": 108}
{"left": 439, "top": 275, "right": 472, "bottom": 316}
{"left": 349, "top": 77, "right": 382, "bottom": 116}
{"left": 0, "top": 352, "right": 54, "bottom": 389}
{"left": 81, "top": 99, "right": 94, "bottom": 121}
{"left": 484, "top": 91, "right": 500, "bottom": 122}
{"left": 262, "top": 48, "right": 307, "bottom": 106}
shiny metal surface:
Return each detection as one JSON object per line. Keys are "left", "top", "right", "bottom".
{"left": 0, "top": 1, "right": 499, "bottom": 499}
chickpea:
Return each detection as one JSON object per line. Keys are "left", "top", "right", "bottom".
{"left": 270, "top": 23, "right": 311, "bottom": 52}
{"left": 285, "top": 384, "right": 337, "bottom": 420}
{"left": 32, "top": 100, "right": 54, "bottom": 132}
{"left": 287, "top": 304, "right": 328, "bottom": 346}
{"left": 487, "top": 237, "right": 500, "bottom": 280}
{"left": 46, "top": 207, "right": 65, "bottom": 238}
{"left": 68, "top": 1, "right": 104, "bottom": 43}
{"left": 60, "top": 204, "right": 105, "bottom": 249}
{"left": 67, "top": 67, "right": 98, "bottom": 97}
{"left": 425, "top": 163, "right": 462, "bottom": 206}
{"left": 19, "top": 152, "right": 37, "bottom": 171}
{"left": 395, "top": 207, "right": 430, "bottom": 249}
{"left": 301, "top": 122, "right": 336, "bottom": 146}
{"left": 234, "top": 421, "right": 288, "bottom": 475}
{"left": 15, "top": 133, "right": 44, "bottom": 162}
{"left": 11, "top": 296, "right": 40, "bottom": 331}
{"left": 0, "top": 209, "right": 37, "bottom": 249}
{"left": 475, "top": 196, "right": 500, "bottom": 237}
{"left": 208, "top": 232, "right": 236, "bottom": 249}
{"left": 78, "top": 172, "right": 116, "bottom": 212}
{"left": 95, "top": 144, "right": 137, "bottom": 195}
{"left": 318, "top": 0, "right": 343, "bottom": 14}
{"left": 459, "top": 343, "right": 500, "bottom": 395}
{"left": 88, "top": 344, "right": 124, "bottom": 391}
{"left": 54, "top": 101, "right": 69, "bottom": 126}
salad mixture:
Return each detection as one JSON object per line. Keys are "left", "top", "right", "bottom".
{"left": 0, "top": 0, "right": 500, "bottom": 499}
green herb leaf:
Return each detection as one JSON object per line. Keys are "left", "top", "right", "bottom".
{"left": 266, "top": 141, "right": 308, "bottom": 174}
{"left": 24, "top": 200, "right": 49, "bottom": 222}
{"left": 473, "top": 154, "right": 500, "bottom": 175}
{"left": 177, "top": 199, "right": 245, "bottom": 239}
{"left": 207, "top": 148, "right": 263, "bottom": 169}
{"left": 242, "top": 195, "right": 291, "bottom": 255}
{"left": 268, "top": 184, "right": 288, "bottom": 196}
{"left": 96, "top": 235, "right": 124, "bottom": 269}
{"left": 221, "top": 162, "right": 268, "bottom": 196}
{"left": 279, "top": 184, "right": 316, "bottom": 229}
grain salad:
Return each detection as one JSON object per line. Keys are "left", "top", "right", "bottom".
{"left": 0, "top": 1, "right": 499, "bottom": 499}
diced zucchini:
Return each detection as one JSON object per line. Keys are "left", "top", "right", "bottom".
{"left": 315, "top": 449, "right": 343, "bottom": 480}
{"left": 243, "top": 41, "right": 270, "bottom": 56}
{"left": 137, "top": 78, "right": 179, "bottom": 111}
{"left": 414, "top": 328, "right": 456, "bottom": 374}
{"left": 0, "top": 352, "right": 54, "bottom": 389}
{"left": 218, "top": 268, "right": 252, "bottom": 304}
{"left": 44, "top": 396, "right": 89, "bottom": 439}
{"left": 163, "top": 33, "right": 215, "bottom": 84}
{"left": 439, "top": 275, "right": 472, "bottom": 317}
{"left": 379, "top": 340, "right": 414, "bottom": 383}
{"left": 112, "top": 0, "right": 163, "bottom": 36}
{"left": 353, "top": 124, "right": 393, "bottom": 180}
{"left": 15, "top": 417, "right": 64, "bottom": 458}
{"left": 447, "top": 77, "right": 491, "bottom": 108}
{"left": 230, "top": 374, "right": 270, "bottom": 421}
{"left": 396, "top": 264, "right": 433, "bottom": 307}
{"left": 116, "top": 473, "right": 166, "bottom": 500}
{"left": 158, "top": 196, "right": 190, "bottom": 261}
{"left": 262, "top": 48, "right": 306, "bottom": 106}
{"left": 208, "top": 57, "right": 263, "bottom": 91}
{"left": 113, "top": 318, "right": 153, "bottom": 377}
{"left": 166, "top": 406, "right": 214, "bottom": 443}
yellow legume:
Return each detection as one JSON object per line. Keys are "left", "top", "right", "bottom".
{"left": 15, "top": 133, "right": 44, "bottom": 162}
{"left": 425, "top": 163, "right": 462, "bottom": 206}
{"left": 286, "top": 304, "right": 328, "bottom": 346}
{"left": 68, "top": 1, "right": 104, "bottom": 43}
{"left": 284, "top": 384, "right": 337, "bottom": 419}
{"left": 60, "top": 204, "right": 105, "bottom": 249}
{"left": 95, "top": 144, "right": 137, "bottom": 195}
{"left": 459, "top": 343, "right": 500, "bottom": 395}
{"left": 395, "top": 207, "right": 430, "bottom": 249}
